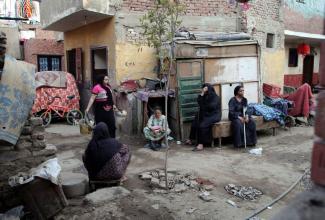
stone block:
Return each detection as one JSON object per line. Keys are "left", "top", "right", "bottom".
{"left": 32, "top": 126, "right": 45, "bottom": 134}
{"left": 84, "top": 186, "right": 130, "bottom": 205}
{"left": 15, "top": 140, "right": 33, "bottom": 151}
{"left": 21, "top": 126, "right": 32, "bottom": 135}
{"left": 32, "top": 139, "right": 46, "bottom": 149}
{"left": 32, "top": 144, "right": 57, "bottom": 157}
{"left": 31, "top": 132, "right": 45, "bottom": 141}
{"left": 30, "top": 117, "right": 43, "bottom": 126}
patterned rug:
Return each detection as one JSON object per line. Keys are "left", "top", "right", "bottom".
{"left": 0, "top": 55, "right": 36, "bottom": 145}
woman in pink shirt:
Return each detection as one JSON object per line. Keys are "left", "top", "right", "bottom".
{"left": 86, "top": 75, "right": 117, "bottom": 138}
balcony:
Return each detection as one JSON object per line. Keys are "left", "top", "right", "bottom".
{"left": 40, "top": 0, "right": 114, "bottom": 32}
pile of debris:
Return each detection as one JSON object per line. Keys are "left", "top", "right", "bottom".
{"left": 0, "top": 117, "right": 57, "bottom": 210}
{"left": 225, "top": 184, "right": 263, "bottom": 201}
{"left": 139, "top": 170, "right": 214, "bottom": 193}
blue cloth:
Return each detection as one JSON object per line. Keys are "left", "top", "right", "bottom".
{"left": 247, "top": 103, "right": 285, "bottom": 125}
{"left": 263, "top": 97, "right": 292, "bottom": 115}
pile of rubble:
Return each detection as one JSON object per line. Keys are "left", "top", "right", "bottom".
{"left": 0, "top": 117, "right": 57, "bottom": 210}
{"left": 139, "top": 169, "right": 214, "bottom": 193}
{"left": 225, "top": 184, "right": 263, "bottom": 201}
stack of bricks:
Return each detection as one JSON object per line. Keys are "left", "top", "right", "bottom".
{"left": 312, "top": 43, "right": 325, "bottom": 185}
{"left": 0, "top": 117, "right": 57, "bottom": 211}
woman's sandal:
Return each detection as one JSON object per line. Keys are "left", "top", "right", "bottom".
{"left": 185, "top": 139, "right": 193, "bottom": 145}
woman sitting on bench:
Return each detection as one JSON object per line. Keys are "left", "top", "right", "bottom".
{"left": 186, "top": 83, "right": 221, "bottom": 151}
{"left": 83, "top": 122, "right": 131, "bottom": 181}
{"left": 228, "top": 86, "right": 257, "bottom": 148}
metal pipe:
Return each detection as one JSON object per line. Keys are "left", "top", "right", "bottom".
{"left": 245, "top": 169, "right": 308, "bottom": 220}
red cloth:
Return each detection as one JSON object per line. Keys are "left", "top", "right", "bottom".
{"left": 32, "top": 72, "right": 80, "bottom": 113}
{"left": 284, "top": 83, "right": 313, "bottom": 117}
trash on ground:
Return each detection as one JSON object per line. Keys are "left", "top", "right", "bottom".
{"left": 139, "top": 169, "right": 212, "bottom": 193}
{"left": 225, "top": 184, "right": 263, "bottom": 201}
{"left": 249, "top": 148, "right": 263, "bottom": 156}
{"left": 9, "top": 158, "right": 61, "bottom": 187}
{"left": 186, "top": 207, "right": 197, "bottom": 214}
{"left": 199, "top": 191, "right": 213, "bottom": 202}
{"left": 151, "top": 204, "right": 159, "bottom": 210}
{"left": 226, "top": 199, "right": 238, "bottom": 208}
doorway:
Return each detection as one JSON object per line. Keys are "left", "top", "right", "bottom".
{"left": 67, "top": 48, "right": 83, "bottom": 83}
{"left": 302, "top": 55, "right": 314, "bottom": 86}
{"left": 67, "top": 49, "right": 76, "bottom": 77}
{"left": 91, "top": 47, "right": 108, "bottom": 85}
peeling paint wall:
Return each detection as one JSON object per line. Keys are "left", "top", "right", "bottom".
{"left": 284, "top": 0, "right": 325, "bottom": 34}
{"left": 116, "top": 43, "right": 157, "bottom": 83}
{"left": 64, "top": 18, "right": 116, "bottom": 110}
{"left": 64, "top": 18, "right": 116, "bottom": 84}
{"left": 262, "top": 50, "right": 286, "bottom": 89}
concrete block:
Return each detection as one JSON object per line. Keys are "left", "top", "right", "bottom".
{"left": 32, "top": 140, "right": 46, "bottom": 149}
{"left": 30, "top": 117, "right": 43, "bottom": 126}
{"left": 61, "top": 172, "right": 88, "bottom": 198}
{"left": 21, "top": 126, "right": 32, "bottom": 135}
{"left": 31, "top": 133, "right": 45, "bottom": 141}
{"left": 32, "top": 126, "right": 45, "bottom": 134}
{"left": 59, "top": 158, "right": 83, "bottom": 171}
{"left": 85, "top": 186, "right": 130, "bottom": 205}
{"left": 15, "top": 140, "right": 33, "bottom": 151}
{"left": 32, "top": 144, "right": 57, "bottom": 157}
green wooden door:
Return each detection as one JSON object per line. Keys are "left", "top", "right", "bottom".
{"left": 177, "top": 60, "right": 203, "bottom": 139}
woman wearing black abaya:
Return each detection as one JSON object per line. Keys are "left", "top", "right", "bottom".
{"left": 186, "top": 83, "right": 221, "bottom": 151}
{"left": 83, "top": 122, "right": 131, "bottom": 181}
{"left": 228, "top": 86, "right": 257, "bottom": 148}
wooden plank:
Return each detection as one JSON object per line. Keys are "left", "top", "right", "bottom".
{"left": 206, "top": 44, "right": 257, "bottom": 58}
{"left": 204, "top": 57, "right": 258, "bottom": 84}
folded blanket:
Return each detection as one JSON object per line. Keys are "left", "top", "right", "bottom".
{"left": 248, "top": 103, "right": 285, "bottom": 125}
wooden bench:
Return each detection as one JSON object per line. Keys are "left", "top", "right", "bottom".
{"left": 212, "top": 116, "right": 280, "bottom": 147}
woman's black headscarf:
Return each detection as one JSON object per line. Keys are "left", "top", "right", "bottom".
{"left": 234, "top": 85, "right": 243, "bottom": 96}
{"left": 198, "top": 83, "right": 221, "bottom": 120}
{"left": 84, "top": 122, "right": 121, "bottom": 178}
{"left": 202, "top": 83, "right": 217, "bottom": 99}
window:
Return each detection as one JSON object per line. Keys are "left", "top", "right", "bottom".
{"left": 288, "top": 48, "right": 298, "bottom": 67}
{"left": 266, "top": 33, "right": 275, "bottom": 48}
{"left": 37, "top": 55, "right": 62, "bottom": 71}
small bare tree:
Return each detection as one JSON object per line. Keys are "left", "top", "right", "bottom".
{"left": 140, "top": 0, "right": 183, "bottom": 189}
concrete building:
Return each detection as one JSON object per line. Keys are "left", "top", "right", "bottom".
{"left": 283, "top": 0, "right": 325, "bottom": 89}
{"left": 40, "top": 0, "right": 285, "bottom": 101}
{"left": 0, "top": 0, "right": 65, "bottom": 71}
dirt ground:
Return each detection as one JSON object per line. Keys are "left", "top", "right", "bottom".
{"left": 46, "top": 124, "right": 314, "bottom": 220}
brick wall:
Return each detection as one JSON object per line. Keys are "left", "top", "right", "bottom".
{"left": 122, "top": 0, "right": 237, "bottom": 16}
{"left": 24, "top": 39, "right": 65, "bottom": 71}
{"left": 241, "top": 0, "right": 284, "bottom": 50}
